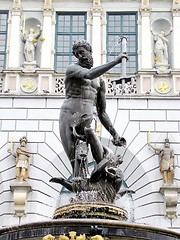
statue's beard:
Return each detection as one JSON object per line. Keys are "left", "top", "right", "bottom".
{"left": 79, "top": 55, "right": 93, "bottom": 69}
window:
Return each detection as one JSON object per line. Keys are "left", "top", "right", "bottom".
{"left": 0, "top": 12, "right": 8, "bottom": 71}
{"left": 55, "top": 12, "right": 87, "bottom": 73}
{"left": 107, "top": 13, "right": 137, "bottom": 74}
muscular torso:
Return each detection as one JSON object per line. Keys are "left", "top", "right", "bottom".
{"left": 61, "top": 63, "right": 101, "bottom": 115}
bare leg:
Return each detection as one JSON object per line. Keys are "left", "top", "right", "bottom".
{"left": 84, "top": 126, "right": 104, "bottom": 164}
{"left": 21, "top": 168, "right": 27, "bottom": 181}
{"left": 163, "top": 171, "right": 168, "bottom": 184}
{"left": 16, "top": 167, "right": 21, "bottom": 180}
{"left": 60, "top": 112, "right": 76, "bottom": 175}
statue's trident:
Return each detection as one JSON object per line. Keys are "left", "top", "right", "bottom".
{"left": 112, "top": 36, "right": 135, "bottom": 95}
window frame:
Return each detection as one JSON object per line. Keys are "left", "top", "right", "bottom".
{"left": 106, "top": 12, "right": 138, "bottom": 74}
{"left": 0, "top": 11, "right": 8, "bottom": 71}
{"left": 55, "top": 12, "right": 87, "bottom": 73}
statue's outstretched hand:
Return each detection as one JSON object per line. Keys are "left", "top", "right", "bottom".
{"left": 116, "top": 53, "right": 129, "bottom": 64}
{"left": 112, "top": 133, "right": 126, "bottom": 147}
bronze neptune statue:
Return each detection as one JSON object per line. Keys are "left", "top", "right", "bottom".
{"left": 50, "top": 40, "right": 127, "bottom": 203}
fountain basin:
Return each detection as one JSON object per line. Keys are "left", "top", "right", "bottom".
{"left": 0, "top": 219, "right": 180, "bottom": 240}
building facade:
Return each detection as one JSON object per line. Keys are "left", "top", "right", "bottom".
{"left": 0, "top": 0, "right": 180, "bottom": 234}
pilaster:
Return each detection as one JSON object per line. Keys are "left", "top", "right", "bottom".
{"left": 90, "top": 1, "right": 103, "bottom": 67}
{"left": 172, "top": 2, "right": 180, "bottom": 69}
{"left": 7, "top": 1, "right": 22, "bottom": 69}
{"left": 139, "top": 2, "right": 152, "bottom": 70}
{"left": 40, "top": 0, "right": 55, "bottom": 69}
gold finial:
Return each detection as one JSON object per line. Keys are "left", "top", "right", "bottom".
{"left": 14, "top": 0, "right": 21, "bottom": 4}
{"left": 42, "top": 234, "right": 55, "bottom": 240}
{"left": 143, "top": 0, "right": 148, "bottom": 5}
{"left": 59, "top": 234, "right": 69, "bottom": 240}
{"left": 93, "top": 0, "right": 100, "bottom": 5}
{"left": 91, "top": 235, "right": 104, "bottom": 240}
{"left": 69, "top": 232, "right": 76, "bottom": 240}
{"left": 45, "top": 0, "right": 52, "bottom": 5}
{"left": 76, "top": 234, "right": 86, "bottom": 240}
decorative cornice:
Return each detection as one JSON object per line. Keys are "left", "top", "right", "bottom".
{"left": 10, "top": 5, "right": 23, "bottom": 12}
{"left": 90, "top": 6, "right": 103, "bottom": 16}
{"left": 171, "top": 6, "right": 180, "bottom": 16}
{"left": 10, "top": 9, "right": 22, "bottom": 15}
{"left": 42, "top": 7, "right": 54, "bottom": 16}
{"left": 139, "top": 5, "right": 152, "bottom": 17}
{"left": 10, "top": 0, "right": 22, "bottom": 11}
{"left": 42, "top": 0, "right": 54, "bottom": 14}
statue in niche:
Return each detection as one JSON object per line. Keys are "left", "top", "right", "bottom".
{"left": 8, "top": 136, "right": 31, "bottom": 181}
{"left": 151, "top": 17, "right": 172, "bottom": 72}
{"left": 148, "top": 138, "right": 174, "bottom": 185}
{"left": 154, "top": 30, "right": 168, "bottom": 65}
{"left": 50, "top": 40, "right": 127, "bottom": 203}
{"left": 22, "top": 25, "right": 42, "bottom": 62}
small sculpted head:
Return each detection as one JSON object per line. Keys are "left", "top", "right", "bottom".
{"left": 19, "top": 136, "right": 28, "bottom": 147}
{"left": 164, "top": 138, "right": 170, "bottom": 148}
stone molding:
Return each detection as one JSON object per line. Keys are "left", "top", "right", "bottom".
{"left": 160, "top": 184, "right": 180, "bottom": 219}
{"left": 10, "top": 180, "right": 32, "bottom": 217}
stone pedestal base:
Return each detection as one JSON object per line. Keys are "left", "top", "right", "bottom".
{"left": 155, "top": 64, "right": 171, "bottom": 74}
{"left": 53, "top": 202, "right": 128, "bottom": 221}
{"left": 10, "top": 181, "right": 32, "bottom": 217}
{"left": 22, "top": 61, "right": 38, "bottom": 73}
{"left": 160, "top": 184, "right": 180, "bottom": 219}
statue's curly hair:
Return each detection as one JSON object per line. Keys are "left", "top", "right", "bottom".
{"left": 72, "top": 40, "right": 92, "bottom": 55}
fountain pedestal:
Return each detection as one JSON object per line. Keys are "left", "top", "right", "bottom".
{"left": 53, "top": 202, "right": 128, "bottom": 221}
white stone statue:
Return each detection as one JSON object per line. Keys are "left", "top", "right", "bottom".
{"left": 154, "top": 30, "right": 168, "bottom": 65}
{"left": 8, "top": 136, "right": 31, "bottom": 181}
{"left": 148, "top": 138, "right": 174, "bottom": 185}
{"left": 22, "top": 25, "right": 42, "bottom": 62}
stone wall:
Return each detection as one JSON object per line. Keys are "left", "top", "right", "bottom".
{"left": 0, "top": 96, "right": 179, "bottom": 232}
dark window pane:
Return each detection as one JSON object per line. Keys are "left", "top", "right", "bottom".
{"left": 0, "top": 54, "right": 5, "bottom": 70}
{"left": 107, "top": 13, "right": 137, "bottom": 74}
{"left": 0, "top": 13, "right": 8, "bottom": 31}
{"left": 55, "top": 12, "right": 86, "bottom": 72}
{"left": 0, "top": 12, "right": 8, "bottom": 70}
